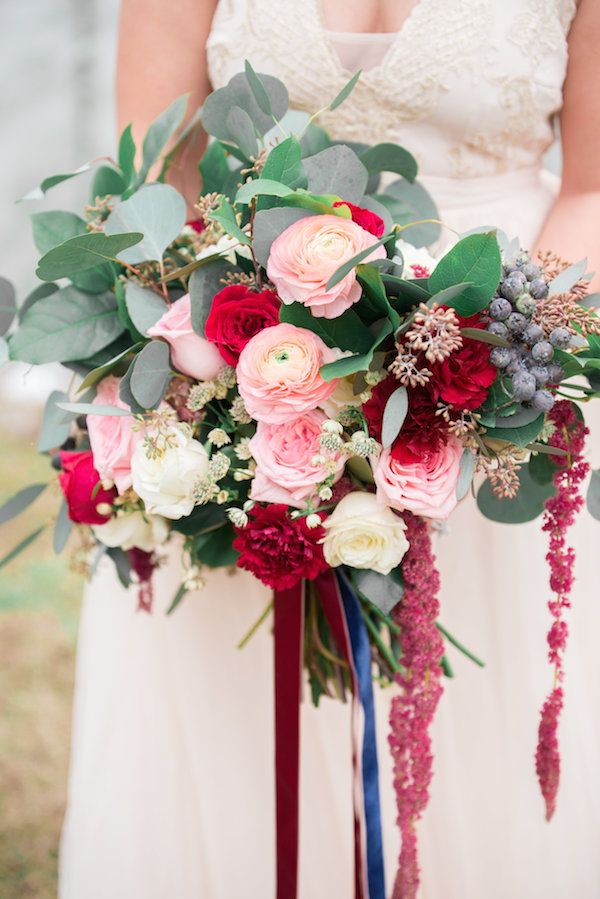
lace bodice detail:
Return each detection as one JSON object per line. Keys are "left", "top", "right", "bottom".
{"left": 207, "top": 0, "right": 577, "bottom": 178}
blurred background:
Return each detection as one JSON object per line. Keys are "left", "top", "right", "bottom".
{"left": 1, "top": 3, "right": 119, "bottom": 896}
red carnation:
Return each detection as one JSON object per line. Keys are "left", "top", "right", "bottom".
{"left": 233, "top": 504, "right": 329, "bottom": 590}
{"left": 186, "top": 218, "right": 206, "bottom": 234}
{"left": 58, "top": 450, "right": 116, "bottom": 525}
{"left": 429, "top": 314, "right": 497, "bottom": 410}
{"left": 363, "top": 377, "right": 448, "bottom": 464}
{"left": 333, "top": 201, "right": 385, "bottom": 237}
{"left": 205, "top": 285, "right": 281, "bottom": 365}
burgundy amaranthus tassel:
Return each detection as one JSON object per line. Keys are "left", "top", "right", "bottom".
{"left": 536, "top": 401, "right": 589, "bottom": 820}
{"left": 128, "top": 548, "right": 156, "bottom": 613}
{"left": 389, "top": 513, "right": 444, "bottom": 899}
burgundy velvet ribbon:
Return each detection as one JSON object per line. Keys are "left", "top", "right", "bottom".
{"left": 274, "top": 581, "right": 305, "bottom": 899}
{"left": 273, "top": 573, "right": 366, "bottom": 899}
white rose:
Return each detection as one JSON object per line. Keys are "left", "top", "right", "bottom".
{"left": 321, "top": 491, "right": 409, "bottom": 575}
{"left": 319, "top": 376, "right": 364, "bottom": 418}
{"left": 395, "top": 239, "right": 437, "bottom": 279}
{"left": 93, "top": 509, "right": 169, "bottom": 552}
{"left": 131, "top": 424, "right": 209, "bottom": 519}
{"left": 196, "top": 232, "right": 252, "bottom": 264}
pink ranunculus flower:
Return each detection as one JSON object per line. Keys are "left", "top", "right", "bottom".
{"left": 236, "top": 323, "right": 339, "bottom": 424}
{"left": 373, "top": 437, "right": 463, "bottom": 520}
{"left": 267, "top": 214, "right": 387, "bottom": 319}
{"left": 249, "top": 409, "right": 345, "bottom": 508}
{"left": 87, "top": 375, "right": 141, "bottom": 494}
{"left": 147, "top": 294, "right": 224, "bottom": 381}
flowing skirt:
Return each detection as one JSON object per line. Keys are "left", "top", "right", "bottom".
{"left": 59, "top": 168, "right": 600, "bottom": 899}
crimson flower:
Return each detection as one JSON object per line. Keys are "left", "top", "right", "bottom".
{"left": 233, "top": 504, "right": 328, "bottom": 589}
{"left": 429, "top": 314, "right": 497, "bottom": 410}
{"left": 58, "top": 450, "right": 116, "bottom": 525}
{"left": 205, "top": 285, "right": 281, "bottom": 365}
{"left": 333, "top": 200, "right": 385, "bottom": 237}
{"left": 363, "top": 378, "right": 448, "bottom": 464}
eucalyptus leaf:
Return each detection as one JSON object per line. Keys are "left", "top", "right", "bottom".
{"left": 579, "top": 291, "right": 600, "bottom": 310}
{"left": 21, "top": 160, "right": 98, "bottom": 201}
{"left": 105, "top": 183, "right": 186, "bottom": 263}
{"left": 235, "top": 178, "right": 295, "bottom": 204}
{"left": 138, "top": 95, "right": 188, "bottom": 184}
{"left": 381, "top": 386, "right": 408, "bottom": 448}
{"left": 76, "top": 343, "right": 141, "bottom": 393}
{"left": 456, "top": 450, "right": 476, "bottom": 500}
{"left": 0, "top": 337, "right": 7, "bottom": 366}
{"left": 587, "top": 469, "right": 600, "bottom": 521}
{"left": 189, "top": 258, "right": 235, "bottom": 335}
{"left": 279, "top": 302, "right": 372, "bottom": 353}
{"left": 91, "top": 165, "right": 127, "bottom": 199}
{"left": 378, "top": 178, "right": 441, "bottom": 247}
{"left": 38, "top": 390, "right": 71, "bottom": 452}
{"left": 252, "top": 206, "right": 312, "bottom": 266}
{"left": 320, "top": 320, "right": 393, "bottom": 381}
{"left": 118, "top": 124, "right": 136, "bottom": 187}
{"left": 303, "top": 145, "right": 368, "bottom": 205}
{"left": 329, "top": 70, "right": 362, "bottom": 111}
{"left": 129, "top": 340, "right": 171, "bottom": 409}
{"left": 549, "top": 258, "right": 589, "bottom": 295}
{"left": 0, "top": 526, "right": 46, "bottom": 569}
{"left": 299, "top": 123, "right": 331, "bottom": 157}
{"left": 244, "top": 59, "right": 273, "bottom": 116}
{"left": 326, "top": 232, "right": 390, "bottom": 291}
{"left": 461, "top": 327, "right": 511, "bottom": 348}
{"left": 477, "top": 466, "right": 555, "bottom": 524}
{"left": 351, "top": 567, "right": 404, "bottom": 615}
{"left": 429, "top": 283, "right": 473, "bottom": 306}
{"left": 53, "top": 499, "right": 72, "bottom": 554}
{"left": 528, "top": 451, "right": 556, "bottom": 486}
{"left": 31, "top": 210, "right": 86, "bottom": 254}
{"left": 36, "top": 232, "right": 143, "bottom": 281}
{"left": 202, "top": 71, "right": 288, "bottom": 140}
{"left": 0, "top": 483, "right": 46, "bottom": 525}
{"left": 125, "top": 282, "right": 168, "bottom": 335}
{"left": 9, "top": 287, "right": 124, "bottom": 364}
{"left": 57, "top": 402, "right": 133, "bottom": 417}
{"left": 226, "top": 106, "right": 259, "bottom": 159}
{"left": 428, "top": 232, "right": 502, "bottom": 317}
{"left": 18, "top": 282, "right": 59, "bottom": 321}
{"left": 192, "top": 524, "right": 239, "bottom": 567}
{"left": 106, "top": 546, "right": 132, "bottom": 588}
{"left": 199, "top": 140, "right": 230, "bottom": 194}
{"left": 207, "top": 196, "right": 251, "bottom": 245}
{"left": 486, "top": 413, "right": 544, "bottom": 447}
{"left": 360, "top": 143, "right": 418, "bottom": 182}
{"left": 0, "top": 277, "right": 16, "bottom": 335}
{"left": 260, "top": 137, "right": 305, "bottom": 188}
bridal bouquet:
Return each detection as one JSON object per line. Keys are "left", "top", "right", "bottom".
{"left": 2, "top": 65, "right": 600, "bottom": 899}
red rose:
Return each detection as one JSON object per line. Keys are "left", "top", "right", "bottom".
{"left": 58, "top": 450, "right": 116, "bottom": 525}
{"left": 429, "top": 314, "right": 497, "bottom": 410}
{"left": 333, "top": 201, "right": 385, "bottom": 237}
{"left": 233, "top": 504, "right": 329, "bottom": 589}
{"left": 186, "top": 218, "right": 206, "bottom": 234}
{"left": 205, "top": 285, "right": 281, "bottom": 365}
{"left": 363, "top": 378, "right": 448, "bottom": 464}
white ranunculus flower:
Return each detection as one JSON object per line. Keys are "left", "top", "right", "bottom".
{"left": 322, "top": 491, "right": 409, "bottom": 575}
{"left": 395, "top": 239, "right": 438, "bottom": 278}
{"left": 93, "top": 509, "right": 170, "bottom": 552}
{"left": 319, "top": 376, "right": 364, "bottom": 418}
{"left": 131, "top": 424, "right": 209, "bottom": 519}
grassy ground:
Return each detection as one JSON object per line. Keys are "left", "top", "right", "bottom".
{"left": 0, "top": 422, "right": 82, "bottom": 898}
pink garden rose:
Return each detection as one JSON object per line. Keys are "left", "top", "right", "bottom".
{"left": 87, "top": 376, "right": 140, "bottom": 494}
{"left": 249, "top": 409, "right": 345, "bottom": 508}
{"left": 267, "top": 214, "right": 386, "bottom": 319}
{"left": 373, "top": 437, "right": 463, "bottom": 520}
{"left": 236, "top": 323, "right": 339, "bottom": 424}
{"left": 147, "top": 294, "right": 224, "bottom": 381}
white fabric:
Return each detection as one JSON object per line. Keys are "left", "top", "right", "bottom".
{"left": 60, "top": 1, "right": 600, "bottom": 897}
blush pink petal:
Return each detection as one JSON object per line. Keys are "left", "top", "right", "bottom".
{"left": 87, "top": 376, "right": 140, "bottom": 494}
{"left": 147, "top": 294, "right": 224, "bottom": 381}
{"left": 267, "top": 214, "right": 386, "bottom": 319}
{"left": 373, "top": 438, "right": 463, "bottom": 520}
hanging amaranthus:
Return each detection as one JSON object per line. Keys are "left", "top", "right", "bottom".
{"left": 388, "top": 513, "right": 444, "bottom": 899}
{"left": 536, "top": 401, "right": 589, "bottom": 820}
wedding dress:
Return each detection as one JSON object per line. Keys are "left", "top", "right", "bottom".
{"left": 59, "top": 2, "right": 600, "bottom": 897}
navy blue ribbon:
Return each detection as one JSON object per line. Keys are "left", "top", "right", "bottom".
{"left": 338, "top": 570, "right": 386, "bottom": 899}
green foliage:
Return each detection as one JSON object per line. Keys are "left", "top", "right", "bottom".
{"left": 124, "top": 282, "right": 168, "bottom": 335}
{"left": 360, "top": 142, "right": 417, "bottom": 182}
{"left": 53, "top": 500, "right": 72, "bottom": 554}
{"left": 587, "top": 469, "right": 600, "bottom": 521}
{"left": 0, "top": 277, "right": 16, "bottom": 336}
{"left": 35, "top": 232, "right": 142, "bottom": 281}
{"left": 279, "top": 302, "right": 372, "bottom": 354}
{"left": 299, "top": 123, "right": 331, "bottom": 157}
{"left": 199, "top": 140, "right": 230, "bottom": 194}
{"left": 350, "top": 567, "right": 404, "bottom": 615}
{"left": 31, "top": 211, "right": 114, "bottom": 293}
{"left": 118, "top": 124, "right": 136, "bottom": 189}
{"left": 0, "top": 526, "right": 46, "bottom": 569}
{"left": 192, "top": 523, "right": 239, "bottom": 567}
{"left": 105, "top": 183, "right": 186, "bottom": 263}
{"left": 137, "top": 94, "right": 188, "bottom": 185}
{"left": 456, "top": 450, "right": 476, "bottom": 500}
{"left": 18, "top": 282, "right": 58, "bottom": 321}
{"left": 326, "top": 232, "right": 390, "bottom": 291}
{"left": 485, "top": 413, "right": 544, "bottom": 447}
{"left": 9, "top": 287, "right": 125, "bottom": 364}
{"left": 320, "top": 319, "right": 393, "bottom": 381}
{"left": 21, "top": 160, "right": 96, "bottom": 201}
{"left": 381, "top": 386, "right": 408, "bottom": 448}
{"left": 207, "top": 196, "right": 251, "bottom": 245}
{"left": 0, "top": 484, "right": 46, "bottom": 525}
{"left": 90, "top": 165, "right": 127, "bottom": 199}
{"left": 428, "top": 232, "right": 502, "bottom": 316}
{"left": 548, "top": 258, "right": 588, "bottom": 295}
{"left": 375, "top": 178, "right": 441, "bottom": 247}
{"left": 528, "top": 451, "right": 556, "bottom": 486}
{"left": 189, "top": 258, "right": 236, "bottom": 336}
{"left": 244, "top": 59, "right": 274, "bottom": 116}
{"left": 329, "top": 70, "right": 362, "bottom": 111}
{"left": 129, "top": 340, "right": 172, "bottom": 409}
{"left": 77, "top": 343, "right": 142, "bottom": 393}
{"left": 202, "top": 70, "right": 288, "bottom": 142}
{"left": 37, "top": 391, "right": 71, "bottom": 452}
{"left": 477, "top": 466, "right": 555, "bottom": 524}
{"left": 303, "top": 145, "right": 368, "bottom": 205}
{"left": 235, "top": 178, "right": 295, "bottom": 204}
{"left": 252, "top": 206, "right": 311, "bottom": 266}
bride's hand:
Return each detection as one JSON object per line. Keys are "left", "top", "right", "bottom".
{"left": 116, "top": 0, "right": 219, "bottom": 208}
{"left": 535, "top": 0, "right": 600, "bottom": 288}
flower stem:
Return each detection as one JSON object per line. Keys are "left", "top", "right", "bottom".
{"left": 237, "top": 599, "right": 273, "bottom": 649}
{"left": 435, "top": 622, "right": 485, "bottom": 668}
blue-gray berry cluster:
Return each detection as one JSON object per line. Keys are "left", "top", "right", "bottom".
{"left": 486, "top": 251, "right": 578, "bottom": 414}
